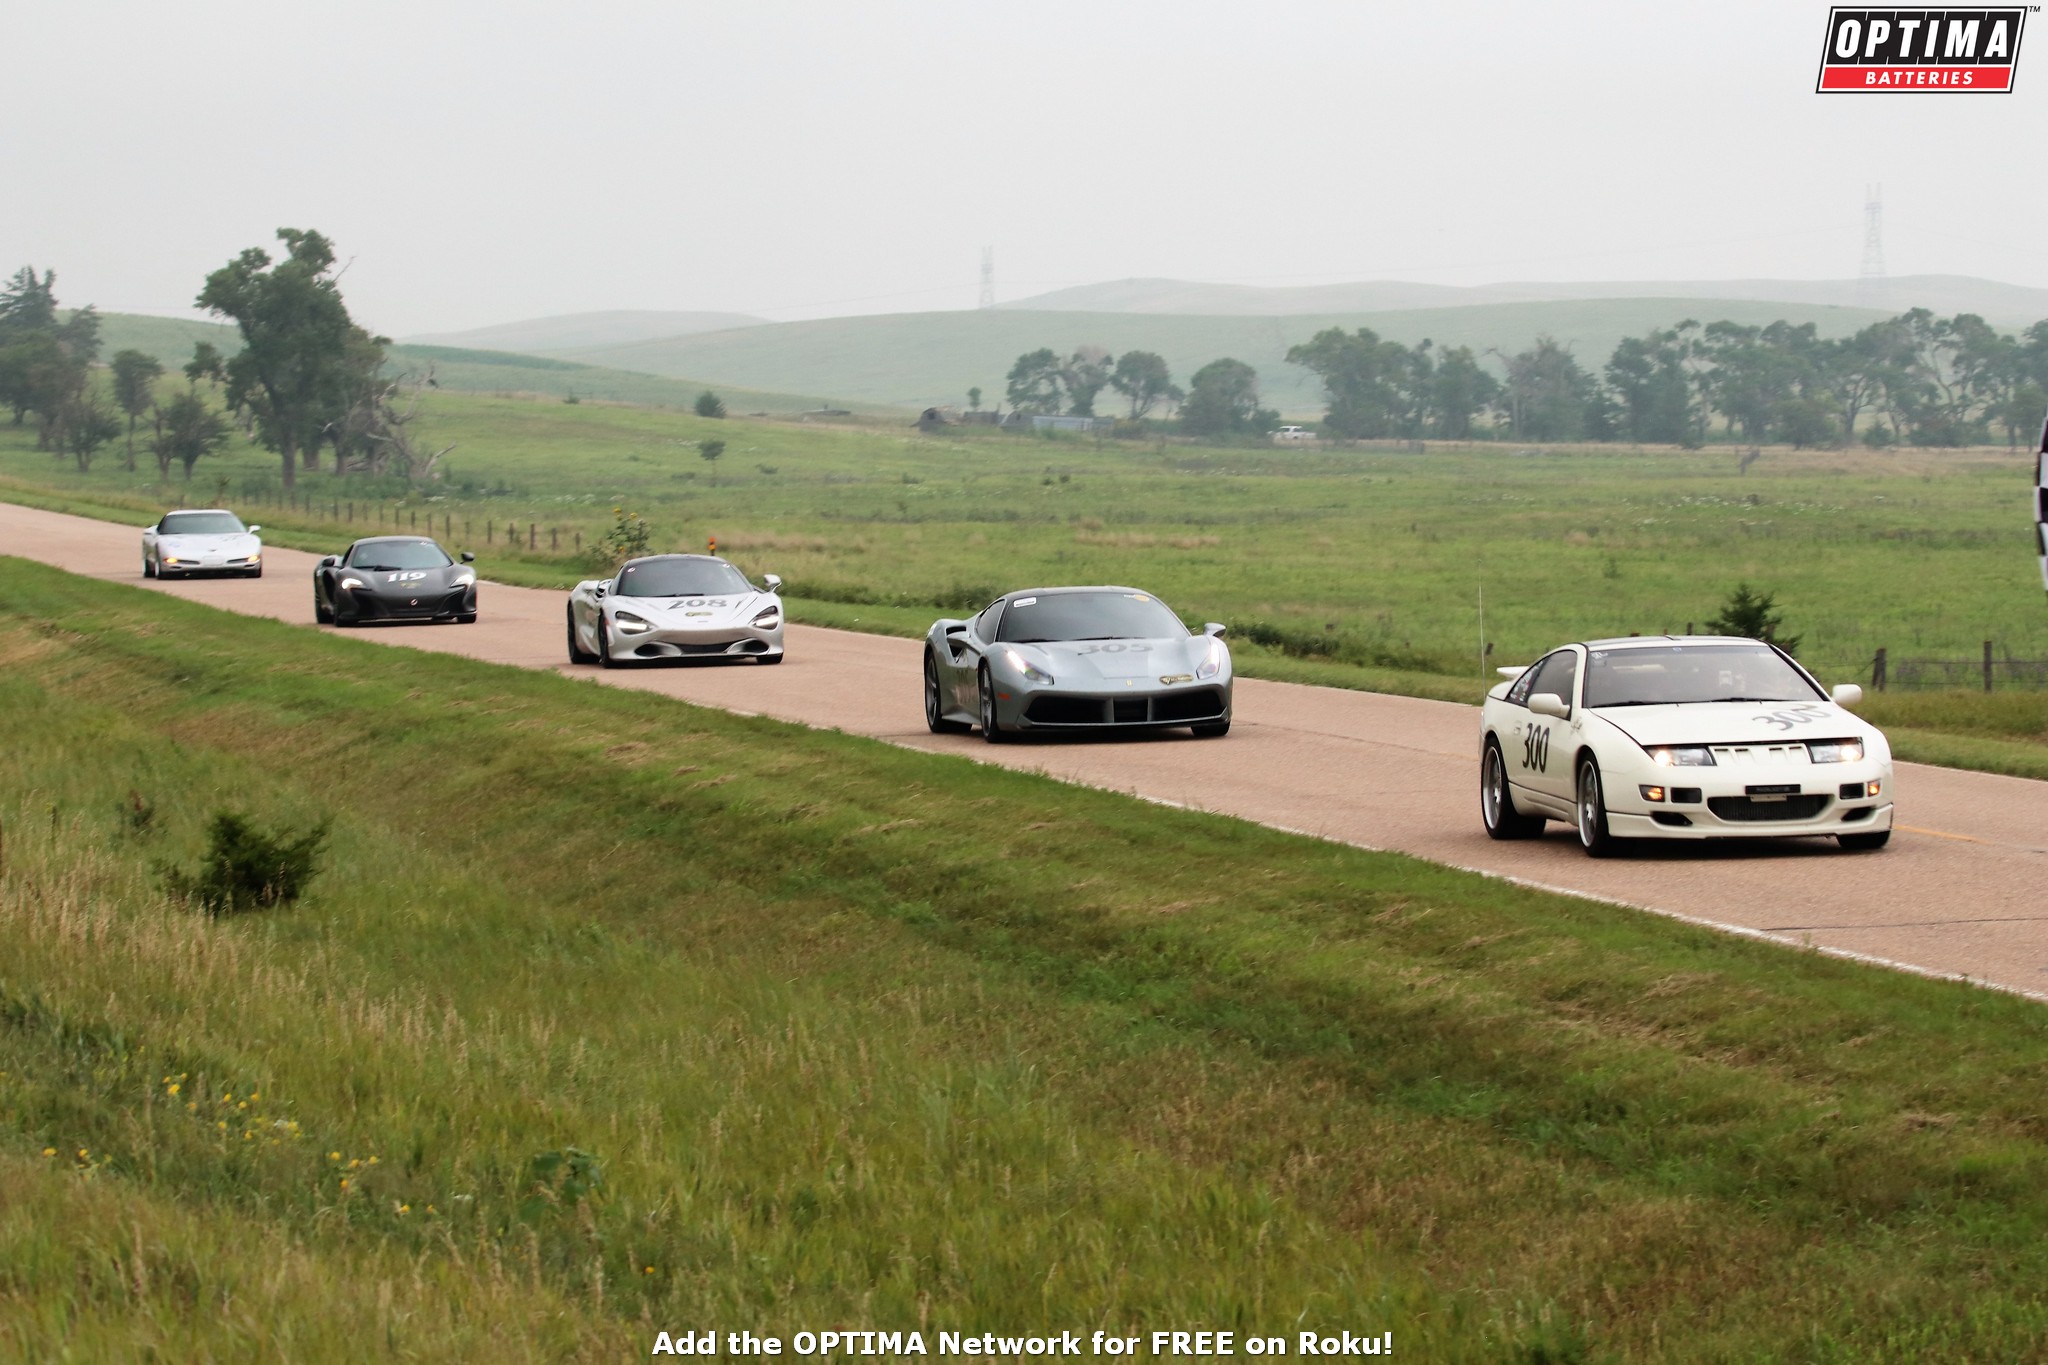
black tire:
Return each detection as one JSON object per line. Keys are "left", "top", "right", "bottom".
{"left": 1574, "top": 755, "right": 1616, "bottom": 857}
{"left": 1838, "top": 828, "right": 1891, "bottom": 851}
{"left": 248, "top": 565, "right": 263, "bottom": 579}
{"left": 757, "top": 651, "right": 784, "bottom": 665}
{"left": 567, "top": 608, "right": 596, "bottom": 663}
{"left": 143, "top": 555, "right": 156, "bottom": 579}
{"left": 925, "top": 649, "right": 969, "bottom": 733}
{"left": 978, "top": 664, "right": 1012, "bottom": 743}
{"left": 1481, "top": 737, "right": 1545, "bottom": 840}
{"left": 315, "top": 590, "right": 334, "bottom": 626}
{"left": 455, "top": 613, "right": 476, "bottom": 625}
{"left": 1191, "top": 720, "right": 1231, "bottom": 738}
{"left": 597, "top": 618, "right": 618, "bottom": 669}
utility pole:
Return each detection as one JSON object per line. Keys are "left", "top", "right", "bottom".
{"left": 979, "top": 247, "right": 995, "bottom": 310}
{"left": 1857, "top": 184, "right": 1886, "bottom": 312}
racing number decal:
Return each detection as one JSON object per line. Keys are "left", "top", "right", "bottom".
{"left": 1522, "top": 725, "right": 1552, "bottom": 773}
{"left": 1076, "top": 643, "right": 1150, "bottom": 655}
{"left": 387, "top": 571, "right": 428, "bottom": 583}
{"left": 1754, "top": 703, "right": 1832, "bottom": 731}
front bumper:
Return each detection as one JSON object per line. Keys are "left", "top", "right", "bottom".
{"left": 1604, "top": 757, "right": 1893, "bottom": 840}
{"left": 343, "top": 586, "right": 475, "bottom": 622}
{"left": 610, "top": 621, "right": 784, "bottom": 660}
{"left": 162, "top": 553, "right": 260, "bottom": 574}
{"left": 1001, "top": 683, "right": 1231, "bottom": 730}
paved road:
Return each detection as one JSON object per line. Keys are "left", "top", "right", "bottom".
{"left": 10, "top": 501, "right": 2045, "bottom": 999}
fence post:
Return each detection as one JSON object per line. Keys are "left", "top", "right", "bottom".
{"left": 1872, "top": 647, "right": 1887, "bottom": 692}
{"left": 528, "top": 523, "right": 536, "bottom": 550}
{"left": 1985, "top": 640, "right": 1994, "bottom": 693}
{"left": 551, "top": 527, "right": 558, "bottom": 552}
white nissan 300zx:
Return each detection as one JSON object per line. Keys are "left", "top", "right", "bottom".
{"left": 1479, "top": 636, "right": 1892, "bottom": 855}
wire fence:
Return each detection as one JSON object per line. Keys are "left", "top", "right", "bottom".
{"left": 1870, "top": 645, "right": 2048, "bottom": 692}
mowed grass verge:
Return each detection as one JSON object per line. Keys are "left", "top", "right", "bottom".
{"left": 3, "top": 561, "right": 2048, "bottom": 1360}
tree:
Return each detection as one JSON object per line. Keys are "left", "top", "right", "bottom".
{"left": 1005, "top": 348, "right": 1064, "bottom": 415}
{"left": 967, "top": 386, "right": 982, "bottom": 412}
{"left": 1285, "top": 326, "right": 1410, "bottom": 440}
{"left": 110, "top": 349, "right": 164, "bottom": 472}
{"left": 1430, "top": 345, "right": 1499, "bottom": 440}
{"left": 196, "top": 228, "right": 379, "bottom": 489}
{"left": 1704, "top": 583, "right": 1801, "bottom": 655}
{"left": 149, "top": 389, "right": 231, "bottom": 479}
{"left": 694, "top": 390, "right": 727, "bottom": 419}
{"left": 1061, "top": 345, "right": 1114, "bottom": 417}
{"left": 699, "top": 437, "right": 726, "bottom": 484}
{"left": 59, "top": 394, "right": 121, "bottom": 472}
{"left": 1492, "top": 337, "right": 1599, "bottom": 442}
{"left": 1180, "top": 358, "right": 1276, "bottom": 438}
{"left": 1107, "top": 350, "right": 1180, "bottom": 421}
{"left": 1605, "top": 328, "right": 1696, "bottom": 444}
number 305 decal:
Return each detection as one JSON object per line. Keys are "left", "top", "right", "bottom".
{"left": 1755, "top": 703, "right": 1831, "bottom": 730}
{"left": 1076, "top": 643, "right": 1150, "bottom": 654}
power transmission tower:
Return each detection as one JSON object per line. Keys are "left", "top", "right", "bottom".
{"left": 979, "top": 247, "right": 995, "bottom": 310}
{"left": 1857, "top": 184, "right": 1886, "bottom": 311}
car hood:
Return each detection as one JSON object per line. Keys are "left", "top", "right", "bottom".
{"left": 1594, "top": 702, "right": 1877, "bottom": 747}
{"left": 609, "top": 592, "right": 774, "bottom": 626}
{"left": 1020, "top": 636, "right": 1215, "bottom": 681}
{"left": 160, "top": 533, "right": 260, "bottom": 553}
{"left": 346, "top": 564, "right": 472, "bottom": 593}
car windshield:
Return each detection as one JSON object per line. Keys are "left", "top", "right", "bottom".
{"left": 160, "top": 511, "right": 245, "bottom": 535}
{"left": 1582, "top": 643, "right": 1821, "bottom": 708}
{"left": 617, "top": 558, "right": 753, "bottom": 597}
{"left": 348, "top": 540, "right": 452, "bottom": 570}
{"left": 997, "top": 591, "right": 1188, "bottom": 643}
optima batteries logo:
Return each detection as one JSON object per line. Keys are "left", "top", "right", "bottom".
{"left": 1817, "top": 9, "right": 2029, "bottom": 91}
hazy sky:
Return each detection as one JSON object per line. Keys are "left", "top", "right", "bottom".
{"left": 8, "top": 0, "right": 2045, "bottom": 335}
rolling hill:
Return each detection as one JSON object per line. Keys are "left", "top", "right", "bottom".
{"left": 544, "top": 297, "right": 1902, "bottom": 416}
{"left": 1004, "top": 273, "right": 2048, "bottom": 327}
{"left": 88, "top": 312, "right": 891, "bottom": 416}
{"left": 403, "top": 308, "right": 766, "bottom": 352}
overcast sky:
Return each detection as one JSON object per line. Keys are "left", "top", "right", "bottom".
{"left": 8, "top": 0, "right": 2045, "bottom": 335}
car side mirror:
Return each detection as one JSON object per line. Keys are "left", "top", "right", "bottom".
{"left": 763, "top": 573, "right": 782, "bottom": 592}
{"left": 1830, "top": 683, "right": 1864, "bottom": 708}
{"left": 460, "top": 551, "right": 476, "bottom": 563}
{"left": 594, "top": 582, "right": 608, "bottom": 598}
{"left": 1203, "top": 622, "right": 1227, "bottom": 639}
{"left": 247, "top": 524, "right": 261, "bottom": 534}
{"left": 318, "top": 555, "right": 339, "bottom": 568}
{"left": 1529, "top": 692, "right": 1570, "bottom": 719}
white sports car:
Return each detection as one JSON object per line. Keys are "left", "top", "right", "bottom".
{"left": 1479, "top": 635, "right": 1893, "bottom": 854}
{"left": 142, "top": 508, "right": 263, "bottom": 578}
{"left": 567, "top": 553, "right": 784, "bottom": 667}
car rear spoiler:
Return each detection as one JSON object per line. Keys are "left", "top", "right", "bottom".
{"left": 1496, "top": 665, "right": 1530, "bottom": 680}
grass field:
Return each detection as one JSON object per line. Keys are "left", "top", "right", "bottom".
{"left": 5, "top": 560, "right": 2048, "bottom": 1360}
{"left": 9, "top": 383, "right": 2048, "bottom": 778}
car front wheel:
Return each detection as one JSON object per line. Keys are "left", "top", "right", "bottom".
{"left": 1575, "top": 755, "right": 1615, "bottom": 857}
{"left": 978, "top": 664, "right": 1011, "bottom": 744}
{"left": 597, "top": 618, "right": 618, "bottom": 668}
{"left": 567, "top": 608, "right": 595, "bottom": 663}
{"left": 1838, "top": 829, "right": 1891, "bottom": 851}
{"left": 1482, "top": 737, "right": 1544, "bottom": 839}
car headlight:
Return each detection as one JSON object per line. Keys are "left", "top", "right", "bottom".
{"left": 1004, "top": 648, "right": 1054, "bottom": 684}
{"left": 1807, "top": 739, "right": 1865, "bottom": 764}
{"left": 614, "top": 610, "right": 654, "bottom": 635}
{"left": 1195, "top": 640, "right": 1225, "bottom": 680}
{"left": 339, "top": 576, "right": 365, "bottom": 591}
{"left": 451, "top": 571, "right": 475, "bottom": 588}
{"left": 750, "top": 606, "right": 781, "bottom": 629}
{"left": 1647, "top": 745, "right": 1715, "bottom": 767}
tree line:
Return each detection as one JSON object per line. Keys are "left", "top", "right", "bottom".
{"left": 998, "top": 308, "right": 2048, "bottom": 446}
{"left": 1, "top": 230, "right": 447, "bottom": 490}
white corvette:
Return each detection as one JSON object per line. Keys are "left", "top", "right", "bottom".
{"left": 1479, "top": 636, "right": 1893, "bottom": 854}
{"left": 142, "top": 508, "right": 263, "bottom": 578}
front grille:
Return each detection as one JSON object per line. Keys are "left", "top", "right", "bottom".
{"left": 1151, "top": 688, "right": 1226, "bottom": 723}
{"left": 1707, "top": 794, "right": 1830, "bottom": 823}
{"left": 1026, "top": 696, "right": 1108, "bottom": 725}
{"left": 1112, "top": 698, "right": 1148, "bottom": 723}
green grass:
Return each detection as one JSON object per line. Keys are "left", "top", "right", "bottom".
{"left": 550, "top": 298, "right": 1896, "bottom": 415}
{"left": 5, "top": 560, "right": 2048, "bottom": 1359}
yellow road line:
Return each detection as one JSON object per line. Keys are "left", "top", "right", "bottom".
{"left": 1897, "top": 823, "right": 1988, "bottom": 845}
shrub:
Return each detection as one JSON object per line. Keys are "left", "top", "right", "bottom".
{"left": 1705, "top": 583, "right": 1801, "bottom": 655}
{"left": 161, "top": 811, "right": 328, "bottom": 916}
{"left": 587, "top": 506, "right": 653, "bottom": 572}
{"left": 694, "top": 391, "right": 727, "bottom": 419}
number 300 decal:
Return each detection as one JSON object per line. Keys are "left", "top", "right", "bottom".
{"left": 1522, "top": 725, "right": 1551, "bottom": 773}
{"left": 1755, "top": 703, "right": 1831, "bottom": 730}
